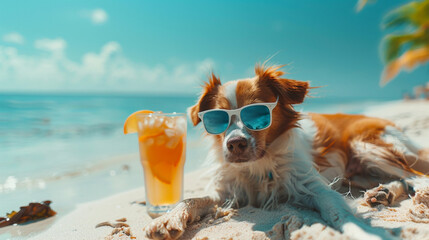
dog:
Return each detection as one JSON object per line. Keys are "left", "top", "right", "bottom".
{"left": 144, "top": 64, "right": 429, "bottom": 240}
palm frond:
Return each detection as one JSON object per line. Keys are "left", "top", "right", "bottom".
{"left": 383, "top": 0, "right": 429, "bottom": 29}
{"left": 380, "top": 47, "right": 429, "bottom": 86}
{"left": 383, "top": 2, "right": 417, "bottom": 29}
{"left": 382, "top": 28, "right": 429, "bottom": 62}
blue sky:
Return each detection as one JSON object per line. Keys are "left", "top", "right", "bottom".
{"left": 0, "top": 0, "right": 427, "bottom": 99}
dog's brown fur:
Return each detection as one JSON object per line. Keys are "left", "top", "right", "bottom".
{"left": 144, "top": 64, "right": 429, "bottom": 240}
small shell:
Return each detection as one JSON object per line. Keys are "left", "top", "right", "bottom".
{"left": 111, "top": 228, "right": 121, "bottom": 234}
{"left": 95, "top": 221, "right": 129, "bottom": 228}
{"left": 115, "top": 218, "right": 127, "bottom": 222}
{"left": 113, "top": 222, "right": 129, "bottom": 228}
{"left": 95, "top": 221, "right": 113, "bottom": 228}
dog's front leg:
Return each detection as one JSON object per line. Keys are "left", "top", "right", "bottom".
{"left": 310, "top": 184, "right": 395, "bottom": 240}
{"left": 144, "top": 196, "right": 219, "bottom": 240}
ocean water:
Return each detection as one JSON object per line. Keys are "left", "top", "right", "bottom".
{"left": 0, "top": 93, "right": 208, "bottom": 211}
{"left": 0, "top": 93, "right": 389, "bottom": 238}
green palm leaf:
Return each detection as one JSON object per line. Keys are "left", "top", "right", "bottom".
{"left": 382, "top": 28, "right": 429, "bottom": 63}
{"left": 383, "top": 2, "right": 419, "bottom": 29}
{"left": 379, "top": 0, "right": 429, "bottom": 85}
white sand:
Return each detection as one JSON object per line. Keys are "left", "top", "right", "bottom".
{"left": 7, "top": 100, "right": 429, "bottom": 240}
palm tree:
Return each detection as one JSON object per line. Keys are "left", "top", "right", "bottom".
{"left": 357, "top": 0, "right": 429, "bottom": 86}
{"left": 380, "top": 0, "right": 429, "bottom": 86}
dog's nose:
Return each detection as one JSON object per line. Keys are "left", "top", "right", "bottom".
{"left": 227, "top": 136, "right": 248, "bottom": 154}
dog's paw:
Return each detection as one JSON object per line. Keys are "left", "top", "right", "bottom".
{"left": 144, "top": 205, "right": 190, "bottom": 240}
{"left": 364, "top": 185, "right": 395, "bottom": 207}
{"left": 267, "top": 211, "right": 305, "bottom": 240}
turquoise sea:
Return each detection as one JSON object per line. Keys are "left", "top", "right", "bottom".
{"left": 0, "top": 93, "right": 394, "bottom": 239}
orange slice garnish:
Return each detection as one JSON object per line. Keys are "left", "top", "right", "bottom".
{"left": 123, "top": 110, "right": 154, "bottom": 134}
{"left": 141, "top": 137, "right": 184, "bottom": 184}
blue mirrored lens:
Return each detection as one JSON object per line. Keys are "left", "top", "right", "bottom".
{"left": 203, "top": 110, "right": 229, "bottom": 134}
{"left": 240, "top": 105, "right": 270, "bottom": 130}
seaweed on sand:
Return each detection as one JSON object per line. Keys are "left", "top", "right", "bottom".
{"left": 0, "top": 200, "right": 56, "bottom": 227}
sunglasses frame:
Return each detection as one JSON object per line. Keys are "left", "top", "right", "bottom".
{"left": 197, "top": 96, "right": 279, "bottom": 135}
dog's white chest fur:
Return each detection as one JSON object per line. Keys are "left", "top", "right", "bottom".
{"left": 209, "top": 122, "right": 326, "bottom": 209}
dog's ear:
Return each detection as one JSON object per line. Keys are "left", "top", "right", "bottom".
{"left": 187, "top": 73, "right": 222, "bottom": 126}
{"left": 255, "top": 64, "right": 309, "bottom": 104}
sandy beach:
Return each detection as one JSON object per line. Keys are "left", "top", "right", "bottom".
{"left": 4, "top": 100, "right": 429, "bottom": 240}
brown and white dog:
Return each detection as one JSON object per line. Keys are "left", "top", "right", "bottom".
{"left": 144, "top": 64, "right": 429, "bottom": 240}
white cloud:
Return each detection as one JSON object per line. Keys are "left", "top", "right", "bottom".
{"left": 0, "top": 40, "right": 215, "bottom": 94}
{"left": 89, "top": 9, "right": 108, "bottom": 24}
{"left": 2, "top": 32, "right": 24, "bottom": 44}
{"left": 34, "top": 38, "right": 67, "bottom": 53}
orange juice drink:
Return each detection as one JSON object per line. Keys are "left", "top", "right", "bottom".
{"left": 136, "top": 112, "right": 186, "bottom": 217}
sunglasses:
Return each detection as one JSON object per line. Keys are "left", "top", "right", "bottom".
{"left": 197, "top": 97, "right": 279, "bottom": 135}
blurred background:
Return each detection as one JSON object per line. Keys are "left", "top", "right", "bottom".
{"left": 0, "top": 0, "right": 428, "bottom": 238}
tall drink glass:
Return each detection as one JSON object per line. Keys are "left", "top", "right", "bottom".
{"left": 136, "top": 112, "right": 186, "bottom": 218}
